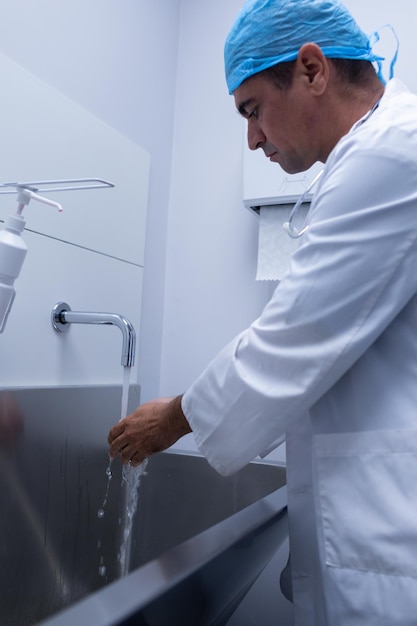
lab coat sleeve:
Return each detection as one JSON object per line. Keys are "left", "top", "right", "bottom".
{"left": 183, "top": 135, "right": 417, "bottom": 476}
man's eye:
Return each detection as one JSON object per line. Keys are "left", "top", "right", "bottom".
{"left": 248, "top": 108, "right": 258, "bottom": 120}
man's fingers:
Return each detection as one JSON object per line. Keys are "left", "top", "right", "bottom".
{"left": 108, "top": 432, "right": 128, "bottom": 459}
{"left": 108, "top": 421, "right": 125, "bottom": 445}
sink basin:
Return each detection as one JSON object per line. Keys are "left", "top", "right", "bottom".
{"left": 0, "top": 385, "right": 287, "bottom": 626}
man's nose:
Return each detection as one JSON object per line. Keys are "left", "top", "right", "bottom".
{"left": 247, "top": 121, "right": 266, "bottom": 151}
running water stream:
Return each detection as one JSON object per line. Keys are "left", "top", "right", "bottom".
{"left": 98, "top": 366, "right": 148, "bottom": 577}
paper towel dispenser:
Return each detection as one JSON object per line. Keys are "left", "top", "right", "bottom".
{"left": 243, "top": 139, "right": 323, "bottom": 213}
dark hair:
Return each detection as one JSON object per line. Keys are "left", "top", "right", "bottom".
{"left": 260, "top": 61, "right": 296, "bottom": 90}
{"left": 329, "top": 58, "right": 378, "bottom": 84}
{"left": 259, "top": 58, "right": 377, "bottom": 91}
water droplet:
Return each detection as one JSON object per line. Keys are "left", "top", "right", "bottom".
{"left": 106, "top": 466, "right": 112, "bottom": 479}
{"left": 97, "top": 508, "right": 105, "bottom": 519}
{"left": 99, "top": 565, "right": 106, "bottom": 577}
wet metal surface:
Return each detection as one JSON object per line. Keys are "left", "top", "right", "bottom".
{"left": 0, "top": 386, "right": 287, "bottom": 626}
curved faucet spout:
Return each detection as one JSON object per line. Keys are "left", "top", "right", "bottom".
{"left": 51, "top": 302, "right": 136, "bottom": 367}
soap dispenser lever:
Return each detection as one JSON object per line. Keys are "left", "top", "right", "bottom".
{"left": 0, "top": 178, "right": 114, "bottom": 194}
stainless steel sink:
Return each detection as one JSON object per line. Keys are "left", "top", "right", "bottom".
{"left": 0, "top": 385, "right": 287, "bottom": 626}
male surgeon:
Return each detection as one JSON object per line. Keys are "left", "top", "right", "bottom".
{"left": 109, "top": 1, "right": 417, "bottom": 623}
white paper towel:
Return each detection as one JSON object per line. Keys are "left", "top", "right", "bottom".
{"left": 256, "top": 205, "right": 301, "bottom": 281}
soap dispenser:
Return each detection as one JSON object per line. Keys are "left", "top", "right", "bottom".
{"left": 0, "top": 187, "right": 62, "bottom": 333}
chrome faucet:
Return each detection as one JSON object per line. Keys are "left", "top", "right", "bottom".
{"left": 51, "top": 302, "right": 136, "bottom": 367}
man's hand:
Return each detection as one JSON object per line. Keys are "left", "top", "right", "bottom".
{"left": 107, "top": 395, "right": 191, "bottom": 466}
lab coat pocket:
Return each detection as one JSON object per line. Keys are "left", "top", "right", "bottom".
{"left": 314, "top": 429, "right": 417, "bottom": 577}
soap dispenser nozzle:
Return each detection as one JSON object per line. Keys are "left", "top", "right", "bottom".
{"left": 16, "top": 186, "right": 63, "bottom": 215}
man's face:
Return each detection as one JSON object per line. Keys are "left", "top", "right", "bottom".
{"left": 234, "top": 72, "right": 321, "bottom": 174}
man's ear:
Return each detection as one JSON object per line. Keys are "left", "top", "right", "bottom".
{"left": 296, "top": 43, "right": 329, "bottom": 95}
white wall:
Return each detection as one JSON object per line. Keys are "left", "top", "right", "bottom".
{"left": 0, "top": 0, "right": 180, "bottom": 392}
{"left": 343, "top": 0, "right": 417, "bottom": 91}
{"left": 0, "top": 0, "right": 415, "bottom": 417}
{"left": 159, "top": 0, "right": 275, "bottom": 454}
{"left": 2, "top": 0, "right": 411, "bottom": 410}
{"left": 161, "top": 0, "right": 273, "bottom": 394}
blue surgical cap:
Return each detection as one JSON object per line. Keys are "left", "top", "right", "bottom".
{"left": 225, "top": 0, "right": 385, "bottom": 94}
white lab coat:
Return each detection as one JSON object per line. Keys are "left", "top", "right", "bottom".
{"left": 182, "top": 79, "right": 417, "bottom": 625}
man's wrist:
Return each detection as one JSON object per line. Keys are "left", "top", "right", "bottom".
{"left": 170, "top": 394, "right": 192, "bottom": 436}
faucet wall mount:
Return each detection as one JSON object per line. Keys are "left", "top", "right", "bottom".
{"left": 51, "top": 301, "right": 136, "bottom": 367}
